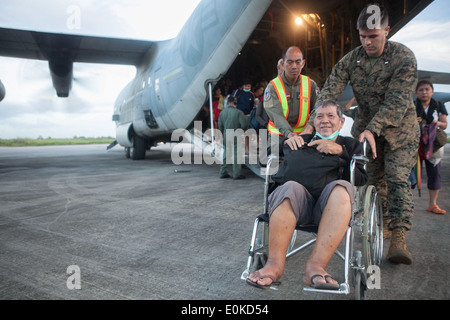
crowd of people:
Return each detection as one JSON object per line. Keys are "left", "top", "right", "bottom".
{"left": 195, "top": 76, "right": 274, "bottom": 180}
{"left": 196, "top": 78, "right": 271, "bottom": 132}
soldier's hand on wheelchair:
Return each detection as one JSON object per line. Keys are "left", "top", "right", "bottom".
{"left": 359, "top": 130, "right": 377, "bottom": 159}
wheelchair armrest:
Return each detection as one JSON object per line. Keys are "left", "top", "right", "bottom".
{"left": 351, "top": 154, "right": 369, "bottom": 166}
{"left": 265, "top": 154, "right": 282, "bottom": 173}
{"left": 350, "top": 154, "right": 369, "bottom": 186}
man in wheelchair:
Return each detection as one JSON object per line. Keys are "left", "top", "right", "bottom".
{"left": 246, "top": 100, "right": 368, "bottom": 290}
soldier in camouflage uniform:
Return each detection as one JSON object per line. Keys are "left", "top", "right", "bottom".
{"left": 316, "top": 4, "right": 419, "bottom": 264}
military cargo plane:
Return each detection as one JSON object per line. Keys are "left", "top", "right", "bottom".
{"left": 0, "top": 0, "right": 448, "bottom": 160}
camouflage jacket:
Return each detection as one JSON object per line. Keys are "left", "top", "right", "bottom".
{"left": 318, "top": 41, "right": 420, "bottom": 149}
{"left": 264, "top": 72, "right": 318, "bottom": 138}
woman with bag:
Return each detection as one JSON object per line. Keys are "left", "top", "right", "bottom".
{"left": 415, "top": 79, "right": 448, "bottom": 214}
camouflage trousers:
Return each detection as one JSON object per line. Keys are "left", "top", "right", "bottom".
{"left": 366, "top": 135, "right": 419, "bottom": 231}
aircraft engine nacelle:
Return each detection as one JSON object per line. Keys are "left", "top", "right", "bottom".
{"left": 48, "top": 55, "right": 73, "bottom": 98}
{"left": 0, "top": 79, "right": 5, "bottom": 102}
{"left": 115, "top": 123, "right": 133, "bottom": 148}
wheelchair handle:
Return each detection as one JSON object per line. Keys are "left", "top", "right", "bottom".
{"left": 350, "top": 139, "right": 369, "bottom": 185}
{"left": 362, "top": 139, "right": 367, "bottom": 157}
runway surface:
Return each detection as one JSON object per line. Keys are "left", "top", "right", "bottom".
{"left": 0, "top": 143, "right": 448, "bottom": 302}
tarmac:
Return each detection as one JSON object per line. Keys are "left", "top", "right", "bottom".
{"left": 0, "top": 143, "right": 448, "bottom": 303}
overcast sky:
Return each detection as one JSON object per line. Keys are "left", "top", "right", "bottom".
{"left": 0, "top": 0, "right": 201, "bottom": 139}
{"left": 390, "top": 0, "right": 450, "bottom": 93}
{"left": 0, "top": 0, "right": 449, "bottom": 139}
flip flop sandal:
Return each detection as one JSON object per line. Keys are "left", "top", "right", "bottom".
{"left": 309, "top": 274, "right": 340, "bottom": 290}
{"left": 426, "top": 205, "right": 446, "bottom": 214}
{"left": 246, "top": 271, "right": 281, "bottom": 290}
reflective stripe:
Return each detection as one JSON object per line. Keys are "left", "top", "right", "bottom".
{"left": 295, "top": 75, "right": 311, "bottom": 130}
{"left": 271, "top": 76, "right": 288, "bottom": 119}
{"left": 268, "top": 75, "right": 311, "bottom": 135}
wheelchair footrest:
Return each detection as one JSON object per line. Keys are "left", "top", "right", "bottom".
{"left": 303, "top": 283, "right": 350, "bottom": 295}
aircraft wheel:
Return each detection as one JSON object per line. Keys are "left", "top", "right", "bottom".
{"left": 125, "top": 147, "right": 130, "bottom": 158}
{"left": 130, "top": 134, "right": 146, "bottom": 160}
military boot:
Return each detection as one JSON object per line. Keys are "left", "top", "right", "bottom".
{"left": 387, "top": 227, "right": 412, "bottom": 265}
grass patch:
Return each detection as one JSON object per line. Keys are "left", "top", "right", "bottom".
{"left": 0, "top": 137, "right": 115, "bottom": 147}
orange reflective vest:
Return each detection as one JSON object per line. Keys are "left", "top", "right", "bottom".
{"left": 267, "top": 75, "right": 311, "bottom": 135}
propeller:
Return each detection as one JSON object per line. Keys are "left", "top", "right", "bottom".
{"left": 12, "top": 58, "right": 135, "bottom": 120}
{"left": 14, "top": 59, "right": 109, "bottom": 112}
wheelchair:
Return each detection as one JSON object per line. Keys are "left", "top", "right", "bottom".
{"left": 241, "top": 144, "right": 383, "bottom": 300}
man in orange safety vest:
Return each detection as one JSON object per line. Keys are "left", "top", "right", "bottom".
{"left": 264, "top": 46, "right": 319, "bottom": 145}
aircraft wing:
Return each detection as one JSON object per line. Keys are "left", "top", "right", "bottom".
{"left": 418, "top": 70, "right": 450, "bottom": 85}
{"left": 0, "top": 27, "right": 156, "bottom": 97}
{"left": 338, "top": 69, "right": 450, "bottom": 106}
{"left": 432, "top": 92, "right": 450, "bottom": 104}
{"left": 418, "top": 70, "right": 450, "bottom": 103}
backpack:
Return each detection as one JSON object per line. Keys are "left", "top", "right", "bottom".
{"left": 271, "top": 144, "right": 346, "bottom": 199}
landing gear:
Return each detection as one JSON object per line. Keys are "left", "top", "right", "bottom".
{"left": 125, "top": 133, "right": 148, "bottom": 160}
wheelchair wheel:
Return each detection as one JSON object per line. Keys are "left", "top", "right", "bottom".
{"left": 354, "top": 269, "right": 367, "bottom": 300}
{"left": 362, "top": 185, "right": 383, "bottom": 269}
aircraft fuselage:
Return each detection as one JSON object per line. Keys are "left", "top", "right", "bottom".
{"left": 112, "top": 0, "right": 272, "bottom": 159}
